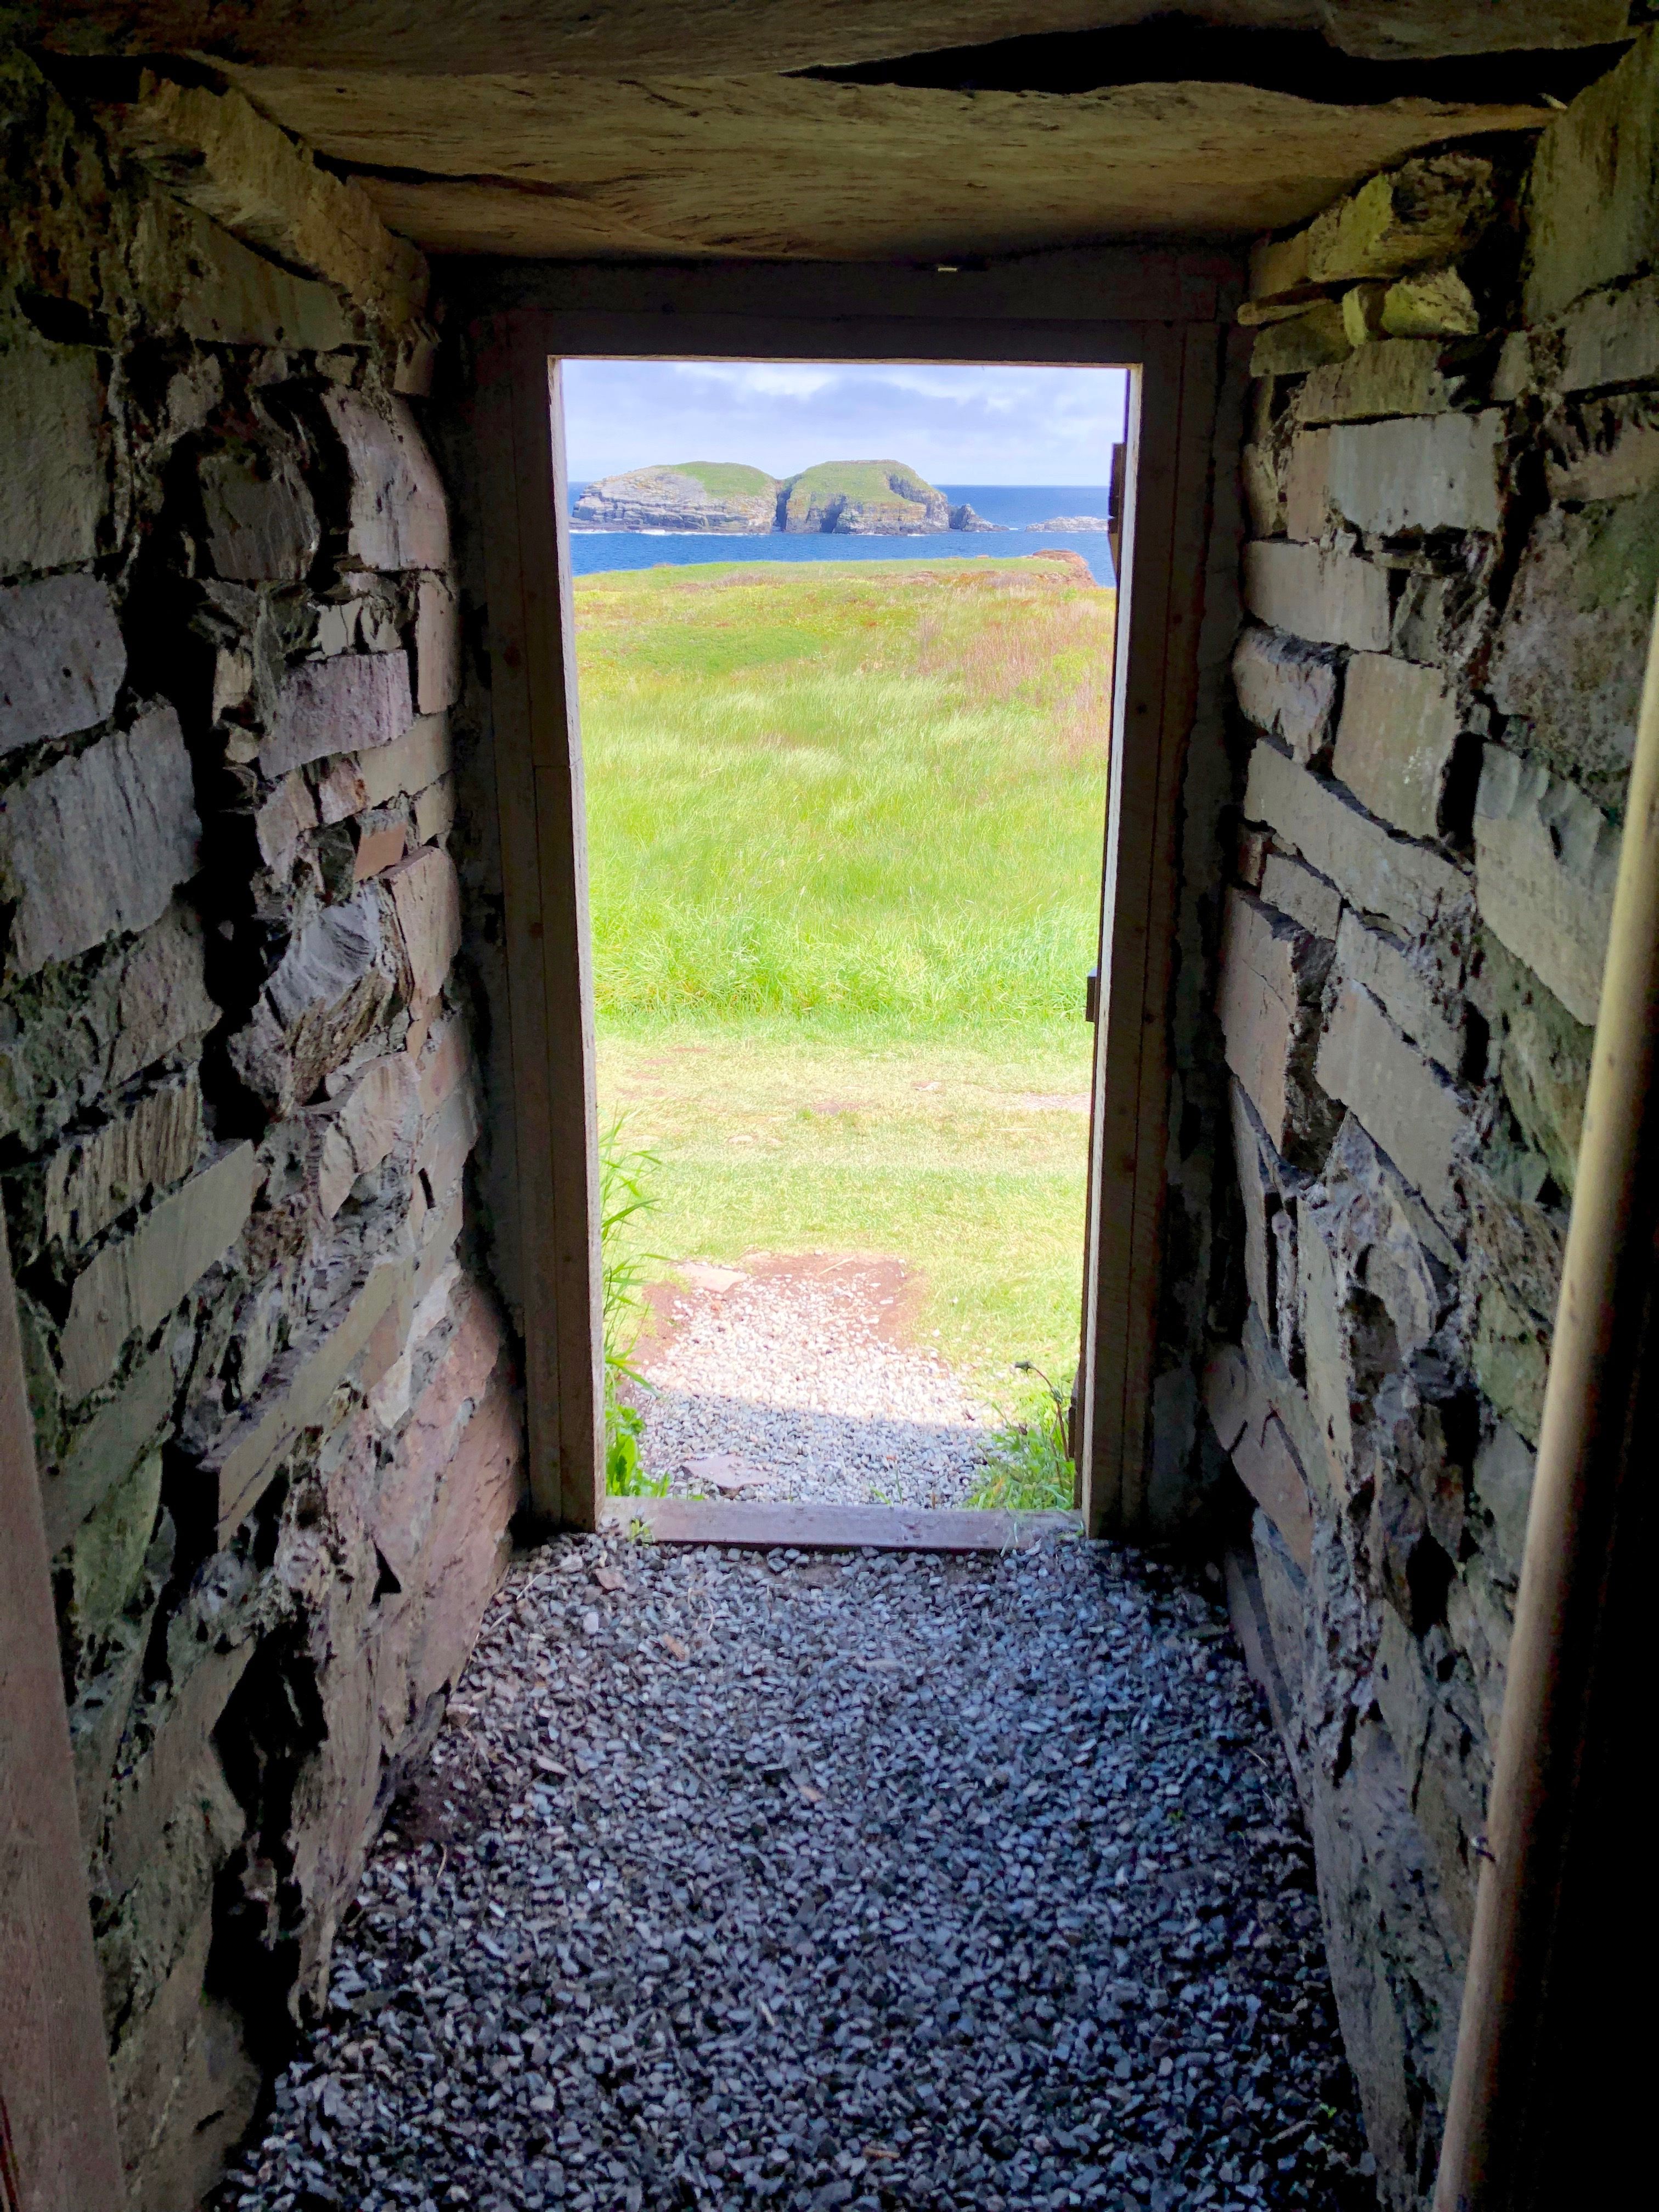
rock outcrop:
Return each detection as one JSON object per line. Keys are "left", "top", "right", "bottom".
{"left": 780, "top": 459, "right": 947, "bottom": 533}
{"left": 573, "top": 457, "right": 1005, "bottom": 535}
{"left": 572, "top": 462, "right": 779, "bottom": 532}
{"left": 1026, "top": 514, "right": 1111, "bottom": 531}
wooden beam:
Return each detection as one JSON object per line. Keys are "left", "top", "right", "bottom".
{"left": 0, "top": 1212, "right": 126, "bottom": 2210}
{"left": 473, "top": 310, "right": 1164, "bottom": 368}
{"left": 1079, "top": 321, "right": 1221, "bottom": 1538}
{"left": 448, "top": 246, "right": 1242, "bottom": 331}
{"left": 472, "top": 323, "right": 603, "bottom": 1528}
{"left": 599, "top": 1497, "right": 1083, "bottom": 1552}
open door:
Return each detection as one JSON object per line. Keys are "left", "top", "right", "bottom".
{"left": 470, "top": 276, "right": 1224, "bottom": 1538}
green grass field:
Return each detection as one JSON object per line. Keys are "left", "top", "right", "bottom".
{"left": 577, "top": 555, "right": 1113, "bottom": 1390}
{"left": 669, "top": 460, "right": 780, "bottom": 497}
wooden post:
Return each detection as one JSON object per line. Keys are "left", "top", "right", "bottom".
{"left": 0, "top": 1212, "right": 126, "bottom": 2209}
{"left": 1431, "top": 592, "right": 1659, "bottom": 2209}
{"left": 1079, "top": 323, "right": 1220, "bottom": 1537}
{"left": 472, "top": 320, "right": 603, "bottom": 1528}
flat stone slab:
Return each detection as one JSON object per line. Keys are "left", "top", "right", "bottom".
{"left": 599, "top": 1496, "right": 1082, "bottom": 1551}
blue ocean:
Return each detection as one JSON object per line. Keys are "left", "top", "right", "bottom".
{"left": 566, "top": 484, "right": 1116, "bottom": 586}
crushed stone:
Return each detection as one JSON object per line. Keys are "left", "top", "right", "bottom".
{"left": 221, "top": 1534, "right": 1376, "bottom": 2212}
{"left": 633, "top": 1266, "right": 996, "bottom": 1509}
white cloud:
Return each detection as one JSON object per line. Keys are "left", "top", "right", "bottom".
{"left": 669, "top": 362, "right": 843, "bottom": 400}
{"left": 561, "top": 357, "right": 1128, "bottom": 485}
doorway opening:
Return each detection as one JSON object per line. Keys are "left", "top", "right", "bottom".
{"left": 473, "top": 297, "right": 1207, "bottom": 1544}
{"left": 558, "top": 358, "right": 1128, "bottom": 1535}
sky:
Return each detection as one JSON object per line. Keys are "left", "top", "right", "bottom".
{"left": 560, "top": 359, "right": 1129, "bottom": 486}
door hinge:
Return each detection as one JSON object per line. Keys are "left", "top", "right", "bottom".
{"left": 1085, "top": 967, "right": 1099, "bottom": 1024}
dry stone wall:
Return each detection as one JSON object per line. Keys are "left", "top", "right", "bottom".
{"left": 1, "top": 52, "right": 522, "bottom": 2210}
{"left": 1208, "top": 33, "right": 1658, "bottom": 2207}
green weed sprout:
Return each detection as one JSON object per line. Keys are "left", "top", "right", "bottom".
{"left": 599, "top": 1117, "right": 670, "bottom": 1497}
{"left": 969, "top": 1359, "right": 1076, "bottom": 1512}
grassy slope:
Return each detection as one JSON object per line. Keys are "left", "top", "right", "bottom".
{"left": 577, "top": 556, "right": 1113, "bottom": 1387}
{"left": 673, "top": 461, "right": 781, "bottom": 496}
{"left": 782, "top": 459, "right": 939, "bottom": 501}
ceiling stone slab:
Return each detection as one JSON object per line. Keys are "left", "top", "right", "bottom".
{"left": 21, "top": 0, "right": 1632, "bottom": 73}
{"left": 1321, "top": 0, "right": 1632, "bottom": 60}
{"left": 19, "top": 2, "right": 1314, "bottom": 75}
{"left": 225, "top": 66, "right": 1549, "bottom": 261}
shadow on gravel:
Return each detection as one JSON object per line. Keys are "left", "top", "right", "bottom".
{"left": 636, "top": 1384, "right": 990, "bottom": 1508}
{"left": 218, "top": 1536, "right": 1378, "bottom": 2212}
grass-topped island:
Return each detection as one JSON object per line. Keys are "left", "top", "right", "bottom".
{"left": 573, "top": 456, "right": 997, "bottom": 533}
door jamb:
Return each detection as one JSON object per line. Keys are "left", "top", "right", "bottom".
{"left": 470, "top": 292, "right": 1225, "bottom": 1536}
{"left": 473, "top": 330, "right": 604, "bottom": 1528}
{"left": 1079, "top": 321, "right": 1221, "bottom": 1536}
{"left": 0, "top": 1212, "right": 126, "bottom": 2202}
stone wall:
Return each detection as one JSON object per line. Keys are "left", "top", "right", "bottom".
{"left": 1206, "top": 32, "right": 1658, "bottom": 2206}
{"left": 1, "top": 54, "right": 523, "bottom": 2209}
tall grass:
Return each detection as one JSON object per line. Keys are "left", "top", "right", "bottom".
{"left": 578, "top": 560, "right": 1113, "bottom": 1028}
{"left": 598, "top": 1119, "right": 668, "bottom": 1497}
{"left": 968, "top": 1362, "right": 1077, "bottom": 1512}
{"left": 578, "top": 556, "right": 1110, "bottom": 1389}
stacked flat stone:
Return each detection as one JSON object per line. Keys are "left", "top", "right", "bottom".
{"left": 0, "top": 52, "right": 518, "bottom": 2212}
{"left": 1211, "top": 34, "right": 1659, "bottom": 2205}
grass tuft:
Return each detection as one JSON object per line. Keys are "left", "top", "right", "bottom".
{"left": 969, "top": 1364, "right": 1077, "bottom": 1513}
{"left": 599, "top": 1118, "right": 669, "bottom": 1497}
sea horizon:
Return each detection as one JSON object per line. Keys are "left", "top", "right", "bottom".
{"left": 565, "top": 483, "right": 1117, "bottom": 585}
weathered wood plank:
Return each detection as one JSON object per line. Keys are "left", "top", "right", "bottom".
{"left": 0, "top": 1212, "right": 125, "bottom": 2210}
{"left": 599, "top": 1497, "right": 1083, "bottom": 1553}
{"left": 448, "top": 248, "right": 1242, "bottom": 330}
{"left": 473, "top": 324, "right": 602, "bottom": 1528}
{"left": 1079, "top": 336, "right": 1169, "bottom": 1536}
{"left": 1079, "top": 321, "right": 1221, "bottom": 1538}
{"left": 462, "top": 311, "right": 1207, "bottom": 372}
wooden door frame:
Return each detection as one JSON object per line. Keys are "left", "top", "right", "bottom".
{"left": 1, "top": 1212, "right": 126, "bottom": 2206}
{"left": 466, "top": 252, "right": 1234, "bottom": 1535}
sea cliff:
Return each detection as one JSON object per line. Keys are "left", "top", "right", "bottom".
{"left": 781, "top": 460, "right": 949, "bottom": 534}
{"left": 573, "top": 458, "right": 1001, "bottom": 535}
{"left": 572, "top": 462, "right": 780, "bottom": 532}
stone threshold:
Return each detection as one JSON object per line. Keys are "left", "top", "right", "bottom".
{"left": 597, "top": 1496, "right": 1084, "bottom": 1553}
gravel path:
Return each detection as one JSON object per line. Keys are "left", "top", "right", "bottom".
{"left": 634, "top": 1262, "right": 996, "bottom": 1509}
{"left": 221, "top": 1533, "right": 1374, "bottom": 2212}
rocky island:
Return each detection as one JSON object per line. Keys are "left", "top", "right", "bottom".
{"left": 569, "top": 461, "right": 781, "bottom": 533}
{"left": 572, "top": 458, "right": 1000, "bottom": 535}
{"left": 1025, "top": 514, "right": 1111, "bottom": 532}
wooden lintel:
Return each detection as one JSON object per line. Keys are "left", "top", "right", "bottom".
{"left": 443, "top": 245, "right": 1244, "bottom": 330}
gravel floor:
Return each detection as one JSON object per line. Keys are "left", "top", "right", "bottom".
{"left": 635, "top": 1265, "right": 995, "bottom": 1508}
{"left": 221, "top": 1533, "right": 1375, "bottom": 2212}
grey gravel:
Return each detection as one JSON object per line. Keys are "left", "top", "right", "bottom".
{"left": 221, "top": 1536, "right": 1375, "bottom": 2212}
{"left": 636, "top": 1266, "right": 994, "bottom": 1508}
